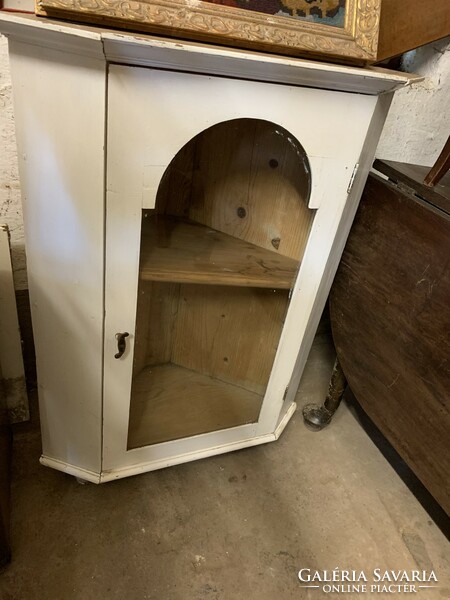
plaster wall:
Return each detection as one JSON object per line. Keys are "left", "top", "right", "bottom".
{"left": 376, "top": 37, "right": 450, "bottom": 166}
{"left": 0, "top": 34, "right": 26, "bottom": 289}
{"left": 0, "top": 33, "right": 449, "bottom": 287}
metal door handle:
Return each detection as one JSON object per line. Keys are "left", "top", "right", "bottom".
{"left": 115, "top": 332, "right": 129, "bottom": 359}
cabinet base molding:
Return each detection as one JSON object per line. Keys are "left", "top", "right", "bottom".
{"left": 40, "top": 402, "right": 296, "bottom": 484}
{"left": 39, "top": 457, "right": 102, "bottom": 484}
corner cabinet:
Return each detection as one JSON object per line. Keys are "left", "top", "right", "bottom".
{"left": 0, "top": 13, "right": 417, "bottom": 483}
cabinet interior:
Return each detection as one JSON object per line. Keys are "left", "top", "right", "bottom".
{"left": 127, "top": 119, "right": 314, "bottom": 449}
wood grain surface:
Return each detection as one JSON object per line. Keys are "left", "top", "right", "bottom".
{"left": 133, "top": 281, "right": 181, "bottom": 375}
{"left": 424, "top": 136, "right": 450, "bottom": 189}
{"left": 330, "top": 172, "right": 450, "bottom": 515}
{"left": 129, "top": 118, "right": 314, "bottom": 447}
{"left": 128, "top": 364, "right": 262, "bottom": 448}
{"left": 373, "top": 159, "right": 450, "bottom": 215}
{"left": 155, "top": 119, "right": 314, "bottom": 261}
{"left": 377, "top": 0, "right": 450, "bottom": 62}
{"left": 139, "top": 215, "right": 299, "bottom": 289}
{"left": 171, "top": 284, "right": 288, "bottom": 395}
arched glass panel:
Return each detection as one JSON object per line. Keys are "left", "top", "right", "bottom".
{"left": 127, "top": 119, "right": 314, "bottom": 449}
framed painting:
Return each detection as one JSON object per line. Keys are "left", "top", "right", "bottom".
{"left": 35, "top": 0, "right": 381, "bottom": 63}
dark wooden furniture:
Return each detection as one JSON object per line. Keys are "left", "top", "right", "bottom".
{"left": 424, "top": 136, "right": 450, "bottom": 188}
{"left": 0, "top": 377, "right": 11, "bottom": 567}
{"left": 376, "top": 0, "right": 450, "bottom": 63}
{"left": 326, "top": 160, "right": 450, "bottom": 515}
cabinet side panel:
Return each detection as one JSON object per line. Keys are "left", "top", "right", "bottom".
{"left": 270, "top": 93, "right": 394, "bottom": 431}
{"left": 8, "top": 40, "right": 105, "bottom": 474}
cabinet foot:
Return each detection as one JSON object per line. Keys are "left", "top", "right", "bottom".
{"left": 75, "top": 477, "right": 89, "bottom": 485}
{"left": 302, "top": 357, "right": 347, "bottom": 431}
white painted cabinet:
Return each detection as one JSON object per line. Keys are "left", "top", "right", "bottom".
{"left": 0, "top": 12, "right": 417, "bottom": 483}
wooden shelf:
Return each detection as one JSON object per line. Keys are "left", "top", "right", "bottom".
{"left": 127, "top": 363, "right": 263, "bottom": 449}
{"left": 139, "top": 216, "right": 299, "bottom": 289}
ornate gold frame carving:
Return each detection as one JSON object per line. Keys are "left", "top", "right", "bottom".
{"left": 36, "top": 0, "right": 381, "bottom": 62}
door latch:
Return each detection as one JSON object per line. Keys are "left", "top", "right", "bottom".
{"left": 115, "top": 332, "right": 129, "bottom": 359}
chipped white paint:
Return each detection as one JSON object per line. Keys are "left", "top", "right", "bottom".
{"left": 8, "top": 38, "right": 106, "bottom": 474}
{"left": 0, "top": 13, "right": 416, "bottom": 482}
{"left": 103, "top": 65, "right": 382, "bottom": 474}
{"left": 0, "top": 21, "right": 449, "bottom": 290}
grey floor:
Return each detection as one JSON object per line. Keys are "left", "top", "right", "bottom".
{"left": 0, "top": 334, "right": 449, "bottom": 600}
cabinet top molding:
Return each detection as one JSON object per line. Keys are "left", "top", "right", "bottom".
{"left": 0, "top": 12, "right": 420, "bottom": 95}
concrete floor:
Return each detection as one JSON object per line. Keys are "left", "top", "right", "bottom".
{"left": 0, "top": 335, "right": 449, "bottom": 600}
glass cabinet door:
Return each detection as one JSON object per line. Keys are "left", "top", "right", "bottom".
{"left": 126, "top": 118, "right": 313, "bottom": 449}
{"left": 103, "top": 64, "right": 371, "bottom": 476}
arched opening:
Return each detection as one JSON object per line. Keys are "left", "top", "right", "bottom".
{"left": 127, "top": 119, "right": 314, "bottom": 449}
{"left": 156, "top": 118, "right": 312, "bottom": 257}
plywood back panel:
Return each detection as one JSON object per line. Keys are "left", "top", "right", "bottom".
{"left": 171, "top": 284, "right": 288, "bottom": 395}
{"left": 156, "top": 119, "right": 314, "bottom": 261}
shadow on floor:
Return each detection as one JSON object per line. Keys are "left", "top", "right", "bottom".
{"left": 345, "top": 390, "right": 450, "bottom": 540}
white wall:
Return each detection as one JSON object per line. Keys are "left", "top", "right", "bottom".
{"left": 0, "top": 33, "right": 449, "bottom": 287}
{"left": 376, "top": 36, "right": 450, "bottom": 166}
{"left": 0, "top": 34, "right": 26, "bottom": 290}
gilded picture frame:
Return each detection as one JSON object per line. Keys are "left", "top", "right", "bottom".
{"left": 36, "top": 0, "right": 381, "bottom": 63}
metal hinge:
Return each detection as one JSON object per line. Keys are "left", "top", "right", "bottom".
{"left": 347, "top": 163, "right": 359, "bottom": 194}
